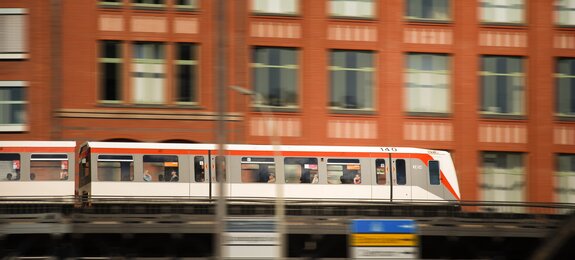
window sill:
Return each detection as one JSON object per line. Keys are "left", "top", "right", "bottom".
{"left": 480, "top": 113, "right": 527, "bottom": 120}
{"left": 132, "top": 5, "right": 166, "bottom": 11}
{"left": 405, "top": 18, "right": 453, "bottom": 24}
{"left": 251, "top": 12, "right": 300, "bottom": 18}
{"left": 250, "top": 105, "right": 299, "bottom": 113}
{"left": 405, "top": 112, "right": 451, "bottom": 118}
{"left": 555, "top": 115, "right": 575, "bottom": 122}
{"left": 480, "top": 22, "right": 527, "bottom": 28}
{"left": 329, "top": 15, "right": 377, "bottom": 21}
{"left": 98, "top": 3, "right": 123, "bottom": 9}
{"left": 0, "top": 53, "right": 28, "bottom": 60}
{"left": 0, "top": 125, "right": 27, "bottom": 132}
{"left": 330, "top": 108, "right": 377, "bottom": 115}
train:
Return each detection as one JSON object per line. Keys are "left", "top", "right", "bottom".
{"left": 0, "top": 141, "right": 460, "bottom": 203}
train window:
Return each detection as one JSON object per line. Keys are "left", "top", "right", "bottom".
{"left": 429, "top": 160, "right": 440, "bottom": 185}
{"left": 143, "top": 155, "right": 179, "bottom": 182}
{"left": 30, "top": 154, "right": 69, "bottom": 181}
{"left": 97, "top": 155, "right": 134, "bottom": 181}
{"left": 194, "top": 156, "right": 205, "bottom": 182}
{"left": 284, "top": 157, "right": 318, "bottom": 184}
{"left": 0, "top": 154, "right": 20, "bottom": 181}
{"left": 241, "top": 157, "right": 275, "bottom": 183}
{"left": 327, "top": 159, "right": 361, "bottom": 184}
{"left": 215, "top": 156, "right": 226, "bottom": 182}
{"left": 375, "top": 159, "right": 387, "bottom": 185}
{"left": 396, "top": 159, "right": 406, "bottom": 185}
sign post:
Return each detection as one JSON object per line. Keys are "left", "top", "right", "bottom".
{"left": 350, "top": 219, "right": 419, "bottom": 259}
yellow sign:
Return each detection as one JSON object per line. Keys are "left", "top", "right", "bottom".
{"left": 351, "top": 234, "right": 418, "bottom": 247}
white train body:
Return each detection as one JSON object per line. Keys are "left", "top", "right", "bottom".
{"left": 0, "top": 141, "right": 76, "bottom": 199}
{"left": 78, "top": 142, "right": 461, "bottom": 202}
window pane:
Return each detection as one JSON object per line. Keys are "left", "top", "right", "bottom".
{"left": 97, "top": 155, "right": 134, "bottom": 181}
{"left": 132, "top": 42, "right": 165, "bottom": 104}
{"left": 284, "top": 157, "right": 318, "bottom": 184}
{"left": 100, "top": 41, "right": 122, "bottom": 101}
{"left": 175, "top": 43, "right": 197, "bottom": 103}
{"left": 330, "top": 0, "right": 374, "bottom": 18}
{"left": 0, "top": 85, "right": 27, "bottom": 125}
{"left": 406, "top": 0, "right": 450, "bottom": 21}
{"left": 481, "top": 56, "right": 524, "bottom": 115}
{"left": 0, "top": 154, "right": 20, "bottom": 181}
{"left": 375, "top": 159, "right": 387, "bottom": 185}
{"left": 481, "top": 152, "right": 525, "bottom": 212}
{"left": 241, "top": 157, "right": 275, "bottom": 183}
{"left": 429, "top": 160, "right": 440, "bottom": 185}
{"left": 396, "top": 159, "right": 406, "bottom": 185}
{"left": 556, "top": 58, "right": 575, "bottom": 116}
{"left": 252, "top": 0, "right": 298, "bottom": 15}
{"left": 30, "top": 154, "right": 69, "bottom": 181}
{"left": 327, "top": 159, "right": 361, "bottom": 184}
{"left": 480, "top": 0, "right": 524, "bottom": 24}
{"left": 194, "top": 156, "right": 205, "bottom": 182}
{"left": 143, "top": 155, "right": 179, "bottom": 182}
{"left": 405, "top": 53, "right": 450, "bottom": 113}
{"left": 329, "top": 50, "right": 374, "bottom": 110}
{"left": 252, "top": 47, "right": 298, "bottom": 107}
{"left": 0, "top": 11, "right": 27, "bottom": 57}
{"left": 556, "top": 154, "right": 575, "bottom": 204}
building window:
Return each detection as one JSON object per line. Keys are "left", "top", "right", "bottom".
{"left": 405, "top": 53, "right": 450, "bottom": 114}
{"left": 252, "top": 47, "right": 299, "bottom": 108}
{"left": 556, "top": 154, "right": 575, "bottom": 204}
{"left": 556, "top": 58, "right": 575, "bottom": 117}
{"left": 0, "top": 8, "right": 27, "bottom": 59}
{"left": 480, "top": 56, "right": 524, "bottom": 116}
{"left": 132, "top": 42, "right": 165, "bottom": 104}
{"left": 100, "top": 41, "right": 122, "bottom": 102}
{"left": 0, "top": 81, "right": 27, "bottom": 132}
{"left": 175, "top": 43, "right": 198, "bottom": 103}
{"left": 480, "top": 152, "right": 525, "bottom": 211}
{"left": 329, "top": 0, "right": 375, "bottom": 19}
{"left": 132, "top": 0, "right": 165, "bottom": 8}
{"left": 480, "top": 0, "right": 524, "bottom": 24}
{"left": 556, "top": 0, "right": 575, "bottom": 26}
{"left": 252, "top": 0, "right": 299, "bottom": 15}
{"left": 175, "top": 0, "right": 199, "bottom": 10}
{"left": 406, "top": 0, "right": 450, "bottom": 22}
{"left": 329, "top": 50, "right": 374, "bottom": 111}
{"left": 100, "top": 0, "right": 123, "bottom": 6}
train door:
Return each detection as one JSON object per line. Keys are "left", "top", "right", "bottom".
{"left": 391, "top": 155, "right": 411, "bottom": 201}
{"left": 207, "top": 155, "right": 229, "bottom": 199}
{"left": 371, "top": 157, "right": 391, "bottom": 201}
{"left": 190, "top": 154, "right": 209, "bottom": 198}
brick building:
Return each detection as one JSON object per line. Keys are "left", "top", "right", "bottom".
{"left": 1, "top": 0, "right": 575, "bottom": 204}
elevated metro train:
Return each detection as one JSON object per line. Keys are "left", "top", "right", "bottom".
{"left": 0, "top": 141, "right": 460, "bottom": 202}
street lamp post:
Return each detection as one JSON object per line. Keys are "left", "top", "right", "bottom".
{"left": 230, "top": 85, "right": 285, "bottom": 259}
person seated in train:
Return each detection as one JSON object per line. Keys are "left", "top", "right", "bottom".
{"left": 169, "top": 170, "right": 179, "bottom": 182}
{"left": 268, "top": 173, "right": 276, "bottom": 183}
{"left": 311, "top": 172, "right": 319, "bottom": 184}
{"left": 143, "top": 170, "right": 152, "bottom": 182}
{"left": 60, "top": 169, "right": 69, "bottom": 180}
{"left": 300, "top": 169, "right": 311, "bottom": 183}
{"left": 258, "top": 165, "right": 270, "bottom": 183}
{"left": 158, "top": 174, "right": 164, "bottom": 182}
{"left": 340, "top": 170, "right": 354, "bottom": 184}
{"left": 6, "top": 173, "right": 12, "bottom": 181}
{"left": 353, "top": 174, "right": 361, "bottom": 184}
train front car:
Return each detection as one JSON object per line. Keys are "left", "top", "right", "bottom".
{"left": 0, "top": 141, "right": 76, "bottom": 201}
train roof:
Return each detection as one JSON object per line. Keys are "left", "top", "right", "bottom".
{"left": 0, "top": 141, "right": 76, "bottom": 147}
{"left": 82, "top": 142, "right": 449, "bottom": 155}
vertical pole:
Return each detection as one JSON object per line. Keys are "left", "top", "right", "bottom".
{"left": 215, "top": 0, "right": 227, "bottom": 259}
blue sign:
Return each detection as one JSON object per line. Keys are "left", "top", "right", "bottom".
{"left": 351, "top": 219, "right": 417, "bottom": 234}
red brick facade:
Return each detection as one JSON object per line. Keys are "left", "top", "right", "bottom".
{"left": 1, "top": 0, "right": 575, "bottom": 203}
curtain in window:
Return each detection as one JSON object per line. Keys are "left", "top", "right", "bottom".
{"left": 405, "top": 53, "right": 450, "bottom": 113}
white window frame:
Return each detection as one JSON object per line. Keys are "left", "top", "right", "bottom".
{"left": 251, "top": 0, "right": 299, "bottom": 15}
{"left": 0, "top": 81, "right": 27, "bottom": 132}
{"left": 0, "top": 8, "right": 27, "bottom": 59}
